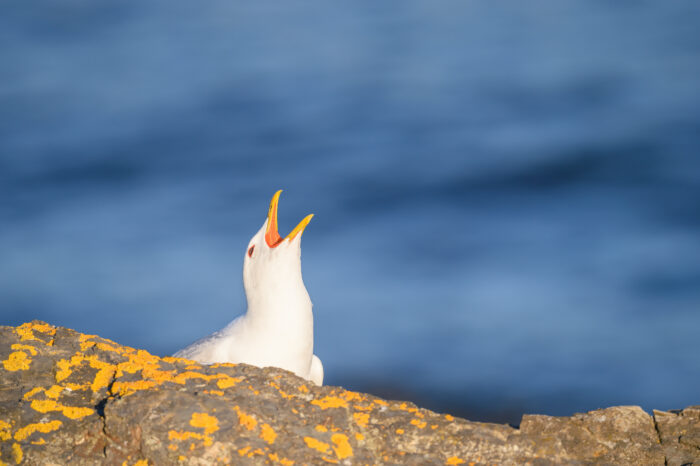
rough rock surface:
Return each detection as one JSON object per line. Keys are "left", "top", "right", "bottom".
{"left": 0, "top": 322, "right": 697, "bottom": 465}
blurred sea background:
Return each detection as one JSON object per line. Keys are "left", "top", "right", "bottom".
{"left": 1, "top": 1, "right": 699, "bottom": 424}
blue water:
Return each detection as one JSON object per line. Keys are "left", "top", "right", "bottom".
{"left": 1, "top": 1, "right": 699, "bottom": 424}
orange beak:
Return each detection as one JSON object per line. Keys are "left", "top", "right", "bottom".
{"left": 265, "top": 190, "right": 314, "bottom": 248}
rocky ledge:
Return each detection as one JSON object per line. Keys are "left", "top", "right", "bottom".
{"left": 0, "top": 322, "right": 698, "bottom": 465}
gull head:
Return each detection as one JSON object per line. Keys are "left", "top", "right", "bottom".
{"left": 243, "top": 190, "right": 314, "bottom": 310}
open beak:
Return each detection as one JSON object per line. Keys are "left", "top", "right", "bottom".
{"left": 265, "top": 190, "right": 314, "bottom": 248}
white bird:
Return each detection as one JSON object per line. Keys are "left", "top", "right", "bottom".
{"left": 174, "top": 190, "right": 323, "bottom": 385}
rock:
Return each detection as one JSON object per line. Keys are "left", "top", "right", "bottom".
{"left": 654, "top": 406, "right": 700, "bottom": 466}
{"left": 0, "top": 321, "right": 696, "bottom": 465}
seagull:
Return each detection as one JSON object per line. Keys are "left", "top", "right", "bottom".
{"left": 174, "top": 190, "right": 323, "bottom": 385}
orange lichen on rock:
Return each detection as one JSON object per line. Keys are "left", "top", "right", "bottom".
{"left": 260, "top": 423, "right": 277, "bottom": 444}
{"left": 233, "top": 406, "right": 257, "bottom": 431}
{"left": 44, "top": 385, "right": 64, "bottom": 399}
{"left": 189, "top": 412, "right": 219, "bottom": 435}
{"left": 92, "top": 365, "right": 116, "bottom": 392}
{"left": 14, "top": 321, "right": 56, "bottom": 342}
{"left": 0, "top": 420, "right": 12, "bottom": 441}
{"left": 269, "top": 381, "right": 294, "bottom": 399}
{"left": 304, "top": 436, "right": 330, "bottom": 454}
{"left": 338, "top": 390, "right": 365, "bottom": 403}
{"left": 411, "top": 419, "right": 427, "bottom": 429}
{"left": 216, "top": 375, "right": 242, "bottom": 389}
{"left": 2, "top": 351, "right": 31, "bottom": 371}
{"left": 111, "top": 380, "right": 158, "bottom": 397}
{"left": 12, "top": 442, "right": 23, "bottom": 464}
{"left": 22, "top": 387, "right": 43, "bottom": 400}
{"left": 55, "top": 354, "right": 112, "bottom": 384}
{"left": 353, "top": 412, "right": 369, "bottom": 428}
{"left": 30, "top": 399, "right": 94, "bottom": 419}
{"left": 168, "top": 430, "right": 212, "bottom": 447}
{"left": 311, "top": 396, "right": 348, "bottom": 410}
{"left": 268, "top": 452, "right": 294, "bottom": 465}
{"left": 11, "top": 343, "right": 38, "bottom": 355}
{"left": 79, "top": 334, "right": 123, "bottom": 354}
{"left": 330, "top": 433, "right": 353, "bottom": 459}
{"left": 446, "top": 456, "right": 466, "bottom": 465}
{"left": 13, "top": 420, "right": 63, "bottom": 442}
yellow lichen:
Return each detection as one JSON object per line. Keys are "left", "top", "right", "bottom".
{"left": 311, "top": 396, "right": 348, "bottom": 410}
{"left": 161, "top": 356, "right": 184, "bottom": 364}
{"left": 216, "top": 376, "right": 242, "bottom": 389}
{"left": 61, "top": 406, "right": 95, "bottom": 419}
{"left": 446, "top": 456, "right": 465, "bottom": 465}
{"left": 2, "top": 351, "right": 31, "bottom": 371}
{"left": 30, "top": 399, "right": 94, "bottom": 419}
{"left": 238, "top": 446, "right": 251, "bottom": 456}
{"left": 315, "top": 425, "right": 328, "bottom": 432}
{"left": 30, "top": 399, "right": 60, "bottom": 412}
{"left": 411, "top": 419, "right": 427, "bottom": 429}
{"left": 22, "top": 387, "right": 43, "bottom": 400}
{"left": 298, "top": 384, "right": 309, "bottom": 393}
{"left": 233, "top": 406, "right": 257, "bottom": 431}
{"left": 445, "top": 414, "right": 454, "bottom": 421}
{"left": 339, "top": 391, "right": 365, "bottom": 403}
{"left": 55, "top": 358, "right": 74, "bottom": 382}
{"left": 10, "top": 344, "right": 38, "bottom": 355}
{"left": 31, "top": 438, "right": 46, "bottom": 445}
{"left": 269, "top": 381, "right": 293, "bottom": 399}
{"left": 268, "top": 453, "right": 294, "bottom": 465}
{"left": 396, "top": 428, "right": 404, "bottom": 434}
{"left": 353, "top": 412, "right": 369, "bottom": 428}
{"left": 353, "top": 404, "right": 374, "bottom": 411}
{"left": 168, "top": 430, "right": 212, "bottom": 447}
{"left": 111, "top": 380, "right": 158, "bottom": 397}
{"left": 15, "top": 322, "right": 55, "bottom": 342}
{"left": 13, "top": 420, "right": 63, "bottom": 441}
{"left": 92, "top": 365, "right": 116, "bottom": 392}
{"left": 190, "top": 412, "right": 219, "bottom": 435}
{"left": 235, "top": 414, "right": 256, "bottom": 431}
{"left": 260, "top": 423, "right": 277, "bottom": 444}
{"left": 355, "top": 433, "right": 364, "bottom": 441}
{"left": 64, "top": 382, "right": 90, "bottom": 391}
{"left": 12, "top": 443, "right": 23, "bottom": 464}
{"left": 0, "top": 420, "right": 11, "bottom": 441}
{"left": 331, "top": 433, "right": 353, "bottom": 459}
{"left": 44, "top": 385, "right": 64, "bottom": 399}
{"left": 172, "top": 371, "right": 212, "bottom": 384}
{"left": 304, "top": 436, "right": 330, "bottom": 454}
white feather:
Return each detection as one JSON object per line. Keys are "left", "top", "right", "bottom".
{"left": 174, "top": 218, "right": 323, "bottom": 385}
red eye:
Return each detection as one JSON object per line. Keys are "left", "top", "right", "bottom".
{"left": 247, "top": 245, "right": 255, "bottom": 258}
